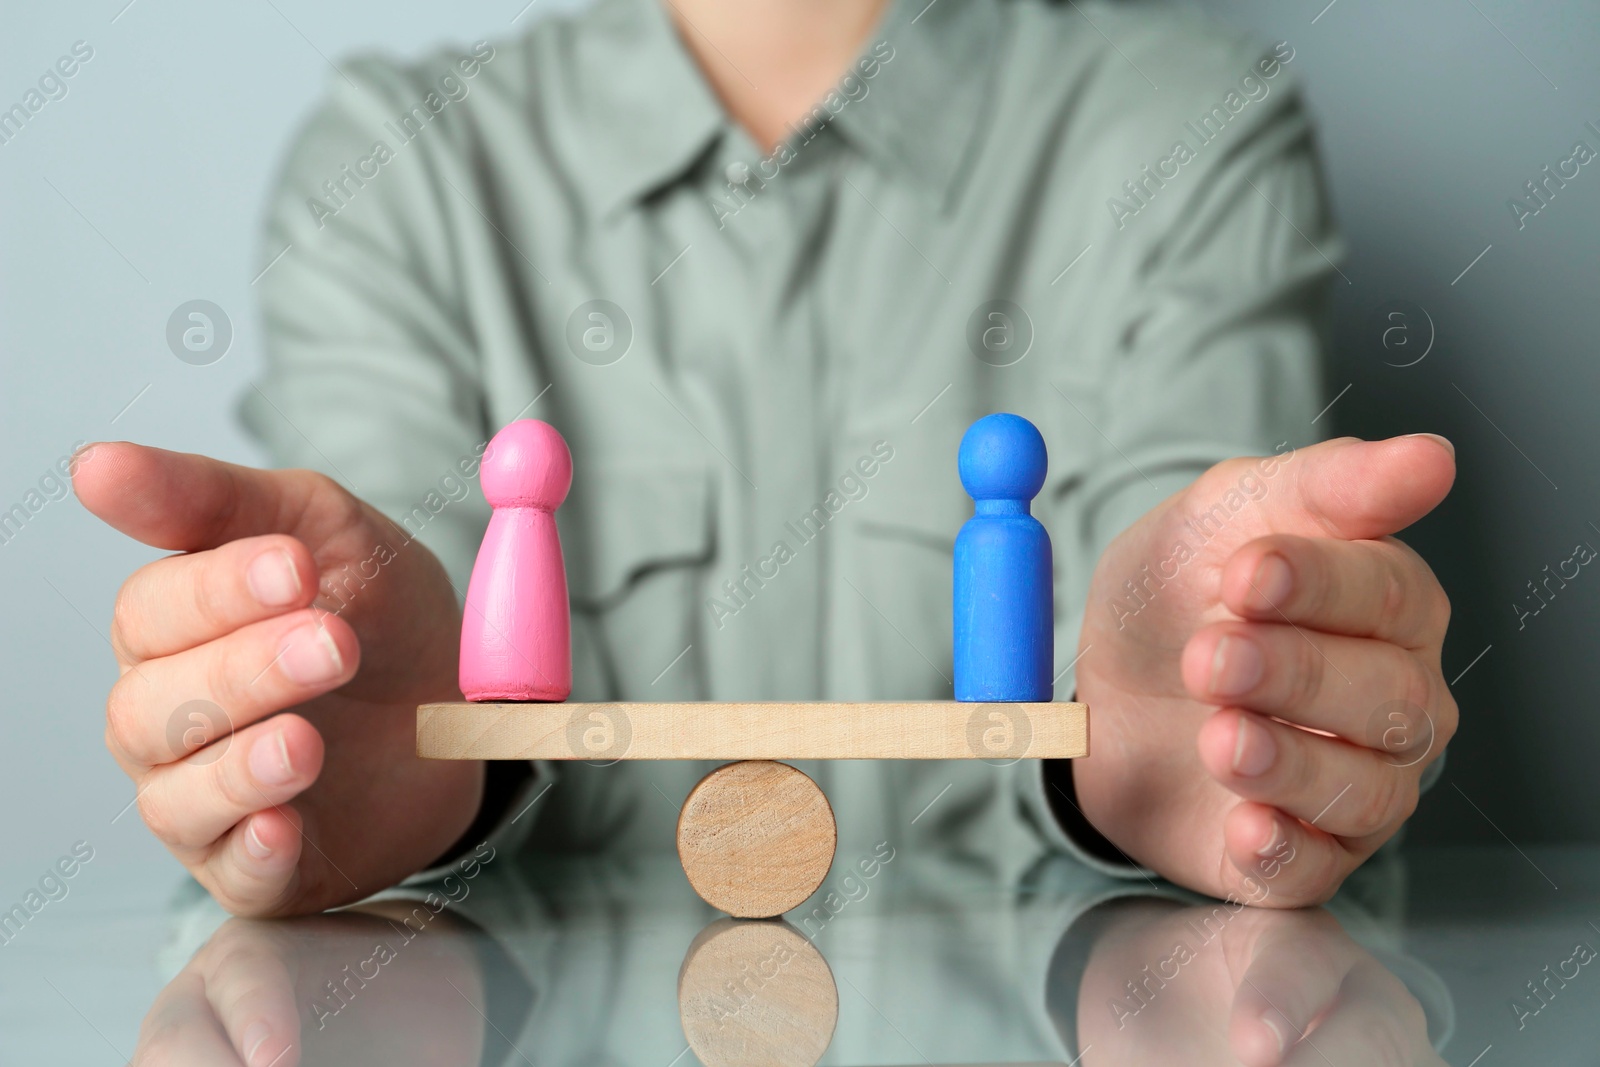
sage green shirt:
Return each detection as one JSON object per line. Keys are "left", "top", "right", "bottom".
{"left": 241, "top": 0, "right": 1334, "bottom": 877}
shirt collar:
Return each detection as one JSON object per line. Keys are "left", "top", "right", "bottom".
{"left": 825, "top": 0, "right": 1003, "bottom": 209}
{"left": 566, "top": 0, "right": 730, "bottom": 218}
{"left": 565, "top": 0, "right": 1002, "bottom": 217}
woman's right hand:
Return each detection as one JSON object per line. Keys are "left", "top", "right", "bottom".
{"left": 76, "top": 442, "right": 484, "bottom": 916}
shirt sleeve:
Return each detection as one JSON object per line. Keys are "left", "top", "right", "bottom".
{"left": 1027, "top": 46, "right": 1342, "bottom": 875}
{"left": 238, "top": 54, "right": 495, "bottom": 591}
{"left": 1023, "top": 757, "right": 1160, "bottom": 879}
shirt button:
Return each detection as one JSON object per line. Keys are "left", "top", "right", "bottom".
{"left": 725, "top": 161, "right": 751, "bottom": 185}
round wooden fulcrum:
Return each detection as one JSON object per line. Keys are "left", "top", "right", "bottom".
{"left": 676, "top": 761, "right": 837, "bottom": 918}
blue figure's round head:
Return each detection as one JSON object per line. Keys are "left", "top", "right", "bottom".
{"left": 958, "top": 413, "right": 1047, "bottom": 501}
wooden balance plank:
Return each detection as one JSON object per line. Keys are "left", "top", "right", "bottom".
{"left": 416, "top": 700, "right": 1087, "bottom": 761}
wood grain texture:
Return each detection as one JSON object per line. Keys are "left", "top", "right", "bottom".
{"left": 416, "top": 701, "right": 1087, "bottom": 761}
{"left": 677, "top": 917, "right": 838, "bottom": 1067}
{"left": 677, "top": 762, "right": 836, "bottom": 919}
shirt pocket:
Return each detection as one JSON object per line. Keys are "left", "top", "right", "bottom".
{"left": 562, "top": 462, "right": 717, "bottom": 700}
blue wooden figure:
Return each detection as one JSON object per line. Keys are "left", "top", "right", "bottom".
{"left": 953, "top": 413, "right": 1053, "bottom": 701}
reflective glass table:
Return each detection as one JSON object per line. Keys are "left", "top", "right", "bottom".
{"left": 5, "top": 844, "right": 1594, "bottom": 1065}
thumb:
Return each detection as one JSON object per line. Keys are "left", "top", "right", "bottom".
{"left": 73, "top": 441, "right": 325, "bottom": 552}
{"left": 1279, "top": 434, "right": 1456, "bottom": 541}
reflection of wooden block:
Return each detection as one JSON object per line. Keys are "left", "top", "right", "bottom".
{"left": 677, "top": 762, "right": 836, "bottom": 920}
{"left": 678, "top": 917, "right": 837, "bottom": 1067}
{"left": 416, "top": 701, "right": 1087, "bottom": 761}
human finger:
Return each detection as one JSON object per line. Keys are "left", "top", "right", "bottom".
{"left": 112, "top": 534, "right": 320, "bottom": 665}
{"left": 1220, "top": 534, "right": 1449, "bottom": 650}
{"left": 1265, "top": 435, "right": 1455, "bottom": 543}
{"left": 73, "top": 441, "right": 344, "bottom": 553}
{"left": 1220, "top": 801, "right": 1353, "bottom": 909}
{"left": 1199, "top": 709, "right": 1419, "bottom": 839}
{"left": 1228, "top": 914, "right": 1363, "bottom": 1066}
{"left": 197, "top": 923, "right": 304, "bottom": 1067}
{"left": 1182, "top": 622, "right": 1453, "bottom": 761}
{"left": 1277, "top": 960, "right": 1437, "bottom": 1066}
{"left": 106, "top": 609, "right": 357, "bottom": 769}
{"left": 135, "top": 713, "right": 324, "bottom": 851}
{"left": 133, "top": 972, "right": 248, "bottom": 1066}
{"left": 197, "top": 806, "right": 308, "bottom": 918}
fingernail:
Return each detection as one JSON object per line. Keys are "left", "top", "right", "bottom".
{"left": 1210, "top": 635, "right": 1265, "bottom": 697}
{"left": 247, "top": 549, "right": 301, "bottom": 608}
{"left": 1404, "top": 432, "right": 1455, "bottom": 457}
{"left": 277, "top": 624, "right": 343, "bottom": 686}
{"left": 1259, "top": 1011, "right": 1287, "bottom": 1055}
{"left": 1232, "top": 715, "right": 1277, "bottom": 777}
{"left": 1256, "top": 818, "right": 1283, "bottom": 857}
{"left": 244, "top": 819, "right": 274, "bottom": 860}
{"left": 249, "top": 729, "right": 296, "bottom": 787}
{"left": 242, "top": 1021, "right": 271, "bottom": 1065}
{"left": 1248, "top": 553, "right": 1293, "bottom": 611}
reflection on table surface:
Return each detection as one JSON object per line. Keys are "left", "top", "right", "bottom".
{"left": 128, "top": 847, "right": 1466, "bottom": 1066}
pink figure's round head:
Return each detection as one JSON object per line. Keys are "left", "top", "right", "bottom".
{"left": 480, "top": 419, "right": 573, "bottom": 510}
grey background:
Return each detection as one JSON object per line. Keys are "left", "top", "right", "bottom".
{"left": 0, "top": 0, "right": 1594, "bottom": 919}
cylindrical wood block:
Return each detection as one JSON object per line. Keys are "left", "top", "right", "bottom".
{"left": 676, "top": 761, "right": 836, "bottom": 919}
{"left": 677, "top": 918, "right": 838, "bottom": 1067}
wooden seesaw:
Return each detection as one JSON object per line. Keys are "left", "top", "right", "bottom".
{"left": 416, "top": 416, "right": 1088, "bottom": 919}
{"left": 417, "top": 699, "right": 1087, "bottom": 916}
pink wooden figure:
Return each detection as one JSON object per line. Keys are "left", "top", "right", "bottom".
{"left": 460, "top": 419, "right": 573, "bottom": 702}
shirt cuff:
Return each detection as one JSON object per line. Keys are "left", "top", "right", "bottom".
{"left": 402, "top": 760, "right": 547, "bottom": 887}
{"left": 1020, "top": 757, "right": 1157, "bottom": 881}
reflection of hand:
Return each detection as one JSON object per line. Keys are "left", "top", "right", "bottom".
{"left": 1074, "top": 436, "right": 1458, "bottom": 905}
{"left": 76, "top": 443, "right": 481, "bottom": 916}
{"left": 1072, "top": 899, "right": 1443, "bottom": 1066}
{"left": 132, "top": 904, "right": 486, "bottom": 1067}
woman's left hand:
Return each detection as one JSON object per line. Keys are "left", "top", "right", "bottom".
{"left": 1072, "top": 435, "right": 1458, "bottom": 906}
